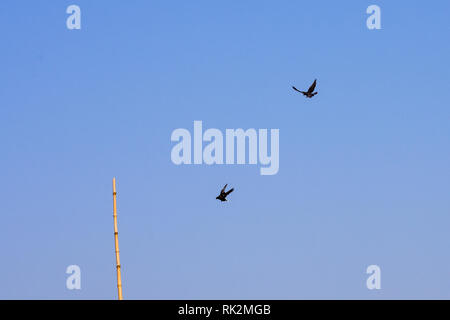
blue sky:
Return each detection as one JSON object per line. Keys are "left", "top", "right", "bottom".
{"left": 0, "top": 1, "right": 449, "bottom": 299}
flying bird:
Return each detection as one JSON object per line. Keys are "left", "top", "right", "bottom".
{"left": 216, "top": 184, "right": 234, "bottom": 202}
{"left": 292, "top": 79, "right": 318, "bottom": 98}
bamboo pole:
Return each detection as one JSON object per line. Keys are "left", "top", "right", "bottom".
{"left": 112, "top": 177, "right": 123, "bottom": 300}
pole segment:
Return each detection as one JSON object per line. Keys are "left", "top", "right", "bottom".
{"left": 112, "top": 177, "right": 123, "bottom": 300}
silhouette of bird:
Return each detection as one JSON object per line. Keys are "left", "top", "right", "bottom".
{"left": 216, "top": 184, "right": 234, "bottom": 202}
{"left": 292, "top": 79, "right": 318, "bottom": 98}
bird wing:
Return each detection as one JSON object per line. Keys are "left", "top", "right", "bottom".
{"left": 292, "top": 86, "right": 305, "bottom": 94}
{"left": 307, "top": 79, "right": 317, "bottom": 93}
{"left": 221, "top": 184, "right": 228, "bottom": 193}
{"left": 225, "top": 188, "right": 234, "bottom": 196}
